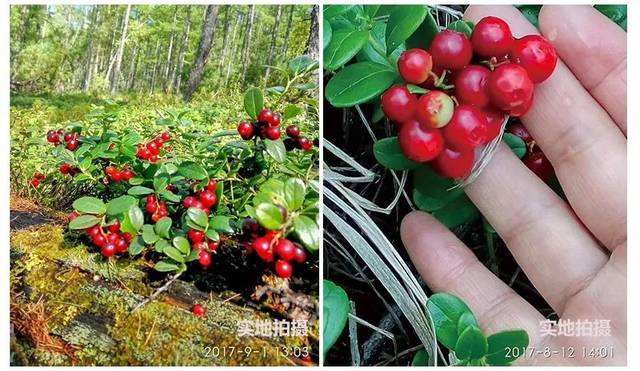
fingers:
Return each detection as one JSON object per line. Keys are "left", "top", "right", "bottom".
{"left": 400, "top": 211, "right": 543, "bottom": 341}
{"left": 465, "top": 5, "right": 627, "bottom": 252}
{"left": 539, "top": 5, "right": 627, "bottom": 133}
{"left": 465, "top": 144, "right": 608, "bottom": 314}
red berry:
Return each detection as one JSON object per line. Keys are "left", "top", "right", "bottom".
{"left": 191, "top": 199, "right": 204, "bottom": 209}
{"left": 115, "top": 237, "right": 129, "bottom": 253}
{"left": 188, "top": 229, "right": 205, "bottom": 244}
{"left": 252, "top": 237, "right": 274, "bottom": 263}
{"left": 105, "top": 166, "right": 118, "bottom": 177}
{"left": 237, "top": 122, "right": 254, "bottom": 140}
{"left": 199, "top": 190, "right": 218, "bottom": 208}
{"left": 398, "top": 48, "right": 433, "bottom": 84}
{"left": 275, "top": 239, "right": 296, "bottom": 262}
{"left": 488, "top": 63, "right": 534, "bottom": 111}
{"left": 30, "top": 178, "right": 40, "bottom": 188}
{"left": 148, "top": 154, "right": 159, "bottom": 163}
{"left": 510, "top": 35, "right": 557, "bottom": 83}
{"left": 523, "top": 151, "right": 554, "bottom": 182}
{"left": 111, "top": 171, "right": 122, "bottom": 182}
{"left": 507, "top": 122, "right": 533, "bottom": 143}
{"left": 442, "top": 105, "right": 489, "bottom": 151}
{"left": 64, "top": 132, "right": 74, "bottom": 142}
{"left": 192, "top": 303, "right": 206, "bottom": 317}
{"left": 265, "top": 126, "right": 281, "bottom": 140}
{"left": 267, "top": 113, "right": 281, "bottom": 127}
{"left": 146, "top": 141, "right": 159, "bottom": 155}
{"left": 471, "top": 16, "right": 514, "bottom": 58}
{"left": 101, "top": 243, "right": 117, "bottom": 257}
{"left": 59, "top": 163, "right": 71, "bottom": 174}
{"left": 381, "top": 85, "right": 417, "bottom": 123}
{"left": 293, "top": 246, "right": 307, "bottom": 264}
{"left": 286, "top": 125, "right": 300, "bottom": 138}
{"left": 454, "top": 65, "right": 491, "bottom": 108}
{"left": 206, "top": 179, "right": 217, "bottom": 192}
{"left": 108, "top": 219, "right": 121, "bottom": 233}
{"left": 122, "top": 232, "right": 133, "bottom": 243}
{"left": 208, "top": 240, "right": 219, "bottom": 252}
{"left": 509, "top": 95, "right": 534, "bottom": 117}
{"left": 432, "top": 148, "right": 475, "bottom": 179}
{"left": 199, "top": 250, "right": 212, "bottom": 267}
{"left": 398, "top": 119, "right": 444, "bottom": 162}
{"left": 68, "top": 211, "right": 79, "bottom": 221}
{"left": 481, "top": 107, "right": 507, "bottom": 144}
{"left": 161, "top": 132, "right": 171, "bottom": 141}
{"left": 429, "top": 30, "right": 472, "bottom": 70}
{"left": 66, "top": 139, "right": 79, "bottom": 151}
{"left": 258, "top": 108, "right": 274, "bottom": 123}
{"left": 46, "top": 130, "right": 60, "bottom": 143}
{"left": 121, "top": 169, "right": 134, "bottom": 181}
{"left": 88, "top": 225, "right": 102, "bottom": 237}
{"left": 298, "top": 137, "right": 313, "bottom": 151}
{"left": 106, "top": 232, "right": 119, "bottom": 244}
{"left": 415, "top": 90, "right": 455, "bottom": 128}
{"left": 183, "top": 196, "right": 197, "bottom": 208}
{"left": 92, "top": 233, "right": 107, "bottom": 248}
{"left": 275, "top": 260, "right": 293, "bottom": 278}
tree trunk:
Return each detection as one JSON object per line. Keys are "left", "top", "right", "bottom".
{"left": 240, "top": 5, "right": 256, "bottom": 84}
{"left": 170, "top": 5, "right": 192, "bottom": 94}
{"left": 149, "top": 40, "right": 161, "bottom": 93}
{"left": 162, "top": 8, "right": 178, "bottom": 92}
{"left": 216, "top": 6, "right": 232, "bottom": 85}
{"left": 305, "top": 5, "right": 319, "bottom": 61}
{"left": 224, "top": 12, "right": 242, "bottom": 85}
{"left": 109, "top": 4, "right": 131, "bottom": 95}
{"left": 183, "top": 5, "right": 220, "bottom": 102}
{"left": 264, "top": 5, "right": 283, "bottom": 86}
{"left": 126, "top": 45, "right": 139, "bottom": 91}
{"left": 82, "top": 6, "right": 99, "bottom": 92}
{"left": 280, "top": 6, "right": 295, "bottom": 58}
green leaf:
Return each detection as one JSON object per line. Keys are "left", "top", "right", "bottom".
{"left": 73, "top": 197, "right": 106, "bottom": 215}
{"left": 244, "top": 87, "right": 264, "bottom": 120}
{"left": 283, "top": 104, "right": 302, "bottom": 119}
{"left": 405, "top": 10, "right": 439, "bottom": 50}
{"left": 325, "top": 62, "right": 397, "bottom": 108}
{"left": 324, "top": 5, "right": 355, "bottom": 19}
{"left": 406, "top": 84, "right": 428, "bottom": 94}
{"left": 154, "top": 261, "right": 179, "bottom": 272}
{"left": 187, "top": 207, "right": 208, "bottom": 228}
{"left": 356, "top": 20, "right": 404, "bottom": 67}
{"left": 69, "top": 214, "right": 101, "bottom": 230}
{"left": 264, "top": 138, "right": 287, "bottom": 163}
{"left": 373, "top": 137, "right": 420, "bottom": 170}
{"left": 163, "top": 245, "right": 185, "bottom": 263}
{"left": 447, "top": 20, "right": 474, "bottom": 38}
{"left": 517, "top": 5, "right": 542, "bottom": 28}
{"left": 154, "top": 216, "right": 172, "bottom": 238}
{"left": 154, "top": 239, "right": 169, "bottom": 253}
{"left": 209, "top": 215, "right": 233, "bottom": 234}
{"left": 105, "top": 195, "right": 137, "bottom": 216}
{"left": 288, "top": 55, "right": 317, "bottom": 74}
{"left": 293, "top": 215, "right": 319, "bottom": 251}
{"left": 386, "top": 5, "right": 428, "bottom": 54}
{"left": 324, "top": 28, "right": 369, "bottom": 71}
{"left": 411, "top": 349, "right": 429, "bottom": 366}
{"left": 486, "top": 330, "right": 529, "bottom": 365}
{"left": 431, "top": 194, "right": 480, "bottom": 228}
{"left": 127, "top": 186, "right": 154, "bottom": 196}
{"left": 323, "top": 280, "right": 350, "bottom": 357}
{"left": 128, "top": 205, "right": 144, "bottom": 232}
{"left": 128, "top": 236, "right": 144, "bottom": 256}
{"left": 284, "top": 178, "right": 306, "bottom": 210}
{"left": 205, "top": 228, "right": 219, "bottom": 241}
{"left": 178, "top": 162, "right": 208, "bottom": 180}
{"left": 412, "top": 166, "right": 463, "bottom": 212}
{"left": 426, "top": 292, "right": 476, "bottom": 351}
{"left": 142, "top": 224, "right": 159, "bottom": 244}
{"left": 457, "top": 311, "right": 480, "bottom": 336}
{"left": 172, "top": 236, "right": 191, "bottom": 255}
{"left": 595, "top": 5, "right": 627, "bottom": 30}
{"left": 455, "top": 326, "right": 488, "bottom": 361}
{"left": 364, "top": 5, "right": 381, "bottom": 19}
{"left": 323, "top": 18, "right": 332, "bottom": 49}
{"left": 503, "top": 133, "right": 527, "bottom": 159}
{"left": 255, "top": 203, "right": 284, "bottom": 230}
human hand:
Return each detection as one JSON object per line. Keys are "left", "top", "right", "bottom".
{"left": 400, "top": 5, "right": 626, "bottom": 365}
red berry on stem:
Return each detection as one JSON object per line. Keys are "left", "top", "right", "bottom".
{"left": 121, "top": 169, "right": 134, "bottom": 181}
{"left": 183, "top": 196, "right": 197, "bottom": 208}
{"left": 161, "top": 132, "right": 171, "bottom": 142}
{"left": 286, "top": 125, "right": 300, "bottom": 138}
{"left": 442, "top": 105, "right": 489, "bottom": 151}
{"left": 298, "top": 137, "right": 312, "bottom": 151}
{"left": 192, "top": 303, "right": 206, "bottom": 317}
{"left": 429, "top": 30, "right": 472, "bottom": 70}
{"left": 30, "top": 178, "right": 40, "bottom": 188}
{"left": 398, "top": 119, "right": 444, "bottom": 162}
{"left": 265, "top": 126, "right": 281, "bottom": 140}
{"left": 66, "top": 139, "right": 79, "bottom": 151}
{"left": 415, "top": 90, "right": 455, "bottom": 128}
{"left": 199, "top": 190, "right": 218, "bottom": 208}
{"left": 267, "top": 113, "right": 281, "bottom": 127}
{"left": 147, "top": 141, "right": 159, "bottom": 155}
{"left": 381, "top": 85, "right": 417, "bottom": 123}
{"left": 258, "top": 108, "right": 274, "bottom": 123}
{"left": 432, "top": 148, "right": 475, "bottom": 179}
{"left": 471, "top": 16, "right": 514, "bottom": 58}
{"left": 397, "top": 48, "right": 433, "bottom": 84}
{"left": 206, "top": 179, "right": 217, "bottom": 192}
{"left": 523, "top": 151, "right": 554, "bottom": 182}
{"left": 108, "top": 219, "right": 121, "bottom": 233}
{"left": 59, "top": 163, "right": 71, "bottom": 174}
{"left": 454, "top": 65, "right": 491, "bottom": 108}
{"left": 253, "top": 237, "right": 274, "bottom": 262}
{"left": 275, "top": 260, "right": 293, "bottom": 278}
{"left": 507, "top": 122, "right": 533, "bottom": 143}
{"left": 237, "top": 122, "right": 254, "bottom": 140}
{"left": 208, "top": 240, "right": 219, "bottom": 252}
{"left": 199, "top": 250, "right": 212, "bottom": 267}
{"left": 188, "top": 229, "right": 205, "bottom": 244}
{"left": 92, "top": 233, "right": 107, "bottom": 248}
{"left": 275, "top": 239, "right": 296, "bottom": 262}
{"left": 481, "top": 107, "right": 507, "bottom": 144}
{"left": 293, "top": 246, "right": 307, "bottom": 264}
{"left": 509, "top": 95, "right": 534, "bottom": 117}
{"left": 115, "top": 237, "right": 129, "bottom": 253}
{"left": 101, "top": 243, "right": 117, "bottom": 257}
{"left": 510, "top": 35, "right": 557, "bottom": 83}
{"left": 487, "top": 63, "right": 534, "bottom": 111}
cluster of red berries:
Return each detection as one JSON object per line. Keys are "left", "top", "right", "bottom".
{"left": 59, "top": 163, "right": 81, "bottom": 177}
{"left": 507, "top": 122, "right": 554, "bottom": 182}
{"left": 136, "top": 132, "right": 171, "bottom": 163}
{"left": 46, "top": 128, "right": 80, "bottom": 151}
{"left": 30, "top": 172, "right": 45, "bottom": 188}
{"left": 182, "top": 179, "right": 219, "bottom": 216}
{"left": 187, "top": 228, "right": 219, "bottom": 268}
{"left": 145, "top": 194, "right": 169, "bottom": 222}
{"left": 105, "top": 165, "right": 135, "bottom": 183}
{"left": 283, "top": 125, "right": 313, "bottom": 152}
{"left": 381, "top": 16, "right": 557, "bottom": 179}
{"left": 80, "top": 218, "right": 133, "bottom": 258}
{"left": 237, "top": 108, "right": 282, "bottom": 141}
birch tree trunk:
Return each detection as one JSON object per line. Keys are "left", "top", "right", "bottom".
{"left": 264, "top": 5, "right": 282, "bottom": 86}
{"left": 305, "top": 5, "right": 319, "bottom": 61}
{"left": 224, "top": 12, "right": 242, "bottom": 85}
{"left": 240, "top": 5, "right": 256, "bottom": 84}
{"left": 183, "top": 5, "right": 220, "bottom": 102}
{"left": 126, "top": 45, "right": 139, "bottom": 91}
{"left": 162, "top": 8, "right": 178, "bottom": 92}
{"left": 280, "top": 6, "right": 295, "bottom": 58}
{"left": 216, "top": 6, "right": 232, "bottom": 85}
{"left": 149, "top": 40, "right": 161, "bottom": 93}
{"left": 171, "top": 5, "right": 192, "bottom": 94}
{"left": 109, "top": 4, "right": 131, "bottom": 95}
{"left": 82, "top": 6, "right": 99, "bottom": 92}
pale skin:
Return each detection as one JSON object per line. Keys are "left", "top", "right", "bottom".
{"left": 400, "top": 5, "right": 626, "bottom": 365}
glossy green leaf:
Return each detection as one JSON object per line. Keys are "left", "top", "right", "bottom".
{"left": 163, "top": 245, "right": 185, "bottom": 263}
{"left": 373, "top": 137, "right": 421, "bottom": 170}
{"left": 405, "top": 10, "right": 439, "bottom": 50}
{"left": 426, "top": 292, "right": 476, "bottom": 350}
{"left": 283, "top": 104, "right": 302, "bottom": 119}
{"left": 284, "top": 177, "right": 306, "bottom": 210}
{"left": 324, "top": 28, "right": 369, "bottom": 71}
{"left": 431, "top": 194, "right": 479, "bottom": 228}
{"left": 447, "top": 20, "right": 474, "bottom": 38}
{"left": 323, "top": 280, "right": 350, "bottom": 357}
{"left": 323, "top": 18, "right": 332, "bottom": 49}
{"left": 154, "top": 260, "right": 179, "bottom": 272}
{"left": 73, "top": 196, "right": 106, "bottom": 215}
{"left": 255, "top": 203, "right": 284, "bottom": 230}
{"left": 411, "top": 349, "right": 429, "bottom": 366}
{"left": 386, "top": 5, "right": 428, "bottom": 54}
{"left": 128, "top": 236, "right": 144, "bottom": 256}
{"left": 412, "top": 166, "right": 463, "bottom": 212}
{"left": 128, "top": 205, "right": 144, "bottom": 231}
{"left": 127, "top": 186, "right": 154, "bottom": 196}
{"left": 154, "top": 239, "right": 169, "bottom": 253}
{"left": 264, "top": 138, "right": 287, "bottom": 163}
{"left": 325, "top": 62, "right": 397, "bottom": 108}
{"left": 178, "top": 162, "right": 208, "bottom": 180}
{"left": 172, "top": 236, "right": 190, "bottom": 255}
{"left": 364, "top": 5, "right": 381, "bottom": 19}
{"left": 142, "top": 224, "right": 159, "bottom": 244}
{"left": 503, "top": 133, "right": 527, "bottom": 159}
{"left": 186, "top": 207, "right": 208, "bottom": 228}
{"left": 209, "top": 215, "right": 233, "bottom": 234}
{"left": 324, "top": 5, "right": 355, "bottom": 19}
{"left": 69, "top": 214, "right": 101, "bottom": 230}
{"left": 455, "top": 326, "right": 488, "bottom": 360}
{"left": 243, "top": 87, "right": 264, "bottom": 119}
{"left": 486, "top": 330, "right": 529, "bottom": 365}
{"left": 154, "top": 216, "right": 172, "bottom": 238}
{"left": 105, "top": 195, "right": 137, "bottom": 216}
{"left": 293, "top": 215, "right": 319, "bottom": 251}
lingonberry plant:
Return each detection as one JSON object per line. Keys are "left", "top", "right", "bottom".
{"left": 34, "top": 88, "right": 318, "bottom": 281}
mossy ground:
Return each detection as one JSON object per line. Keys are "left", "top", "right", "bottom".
{"left": 10, "top": 221, "right": 316, "bottom": 366}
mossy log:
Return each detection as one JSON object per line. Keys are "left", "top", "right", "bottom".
{"left": 10, "top": 219, "right": 317, "bottom": 366}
